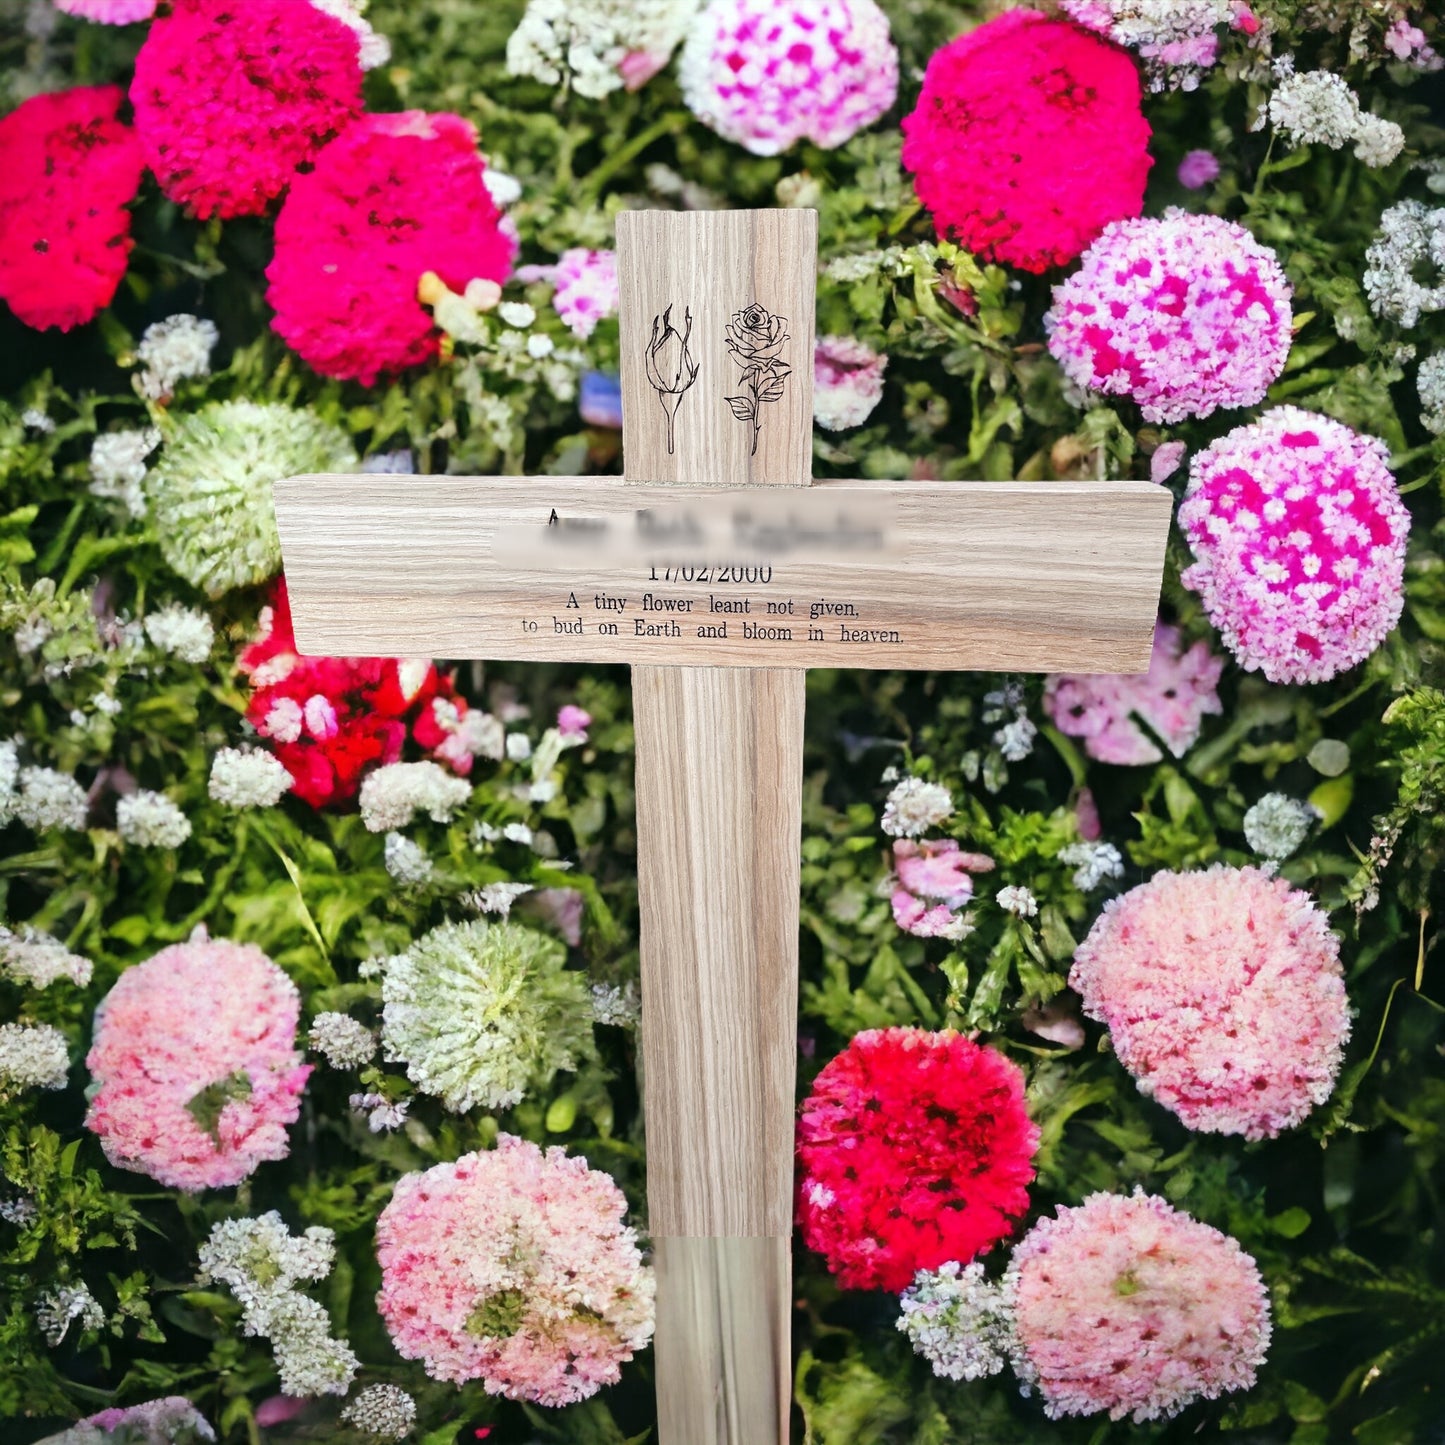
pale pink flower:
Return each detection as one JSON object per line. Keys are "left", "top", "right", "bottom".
{"left": 552, "top": 250, "right": 618, "bottom": 339}
{"left": 85, "top": 937, "right": 310, "bottom": 1190}
{"left": 1006, "top": 1191, "right": 1271, "bottom": 1422}
{"left": 1046, "top": 211, "right": 1292, "bottom": 424}
{"left": 1070, "top": 865, "right": 1350, "bottom": 1139}
{"left": 525, "top": 887, "right": 585, "bottom": 946}
{"left": 376, "top": 1137, "right": 655, "bottom": 1404}
{"left": 1179, "top": 407, "right": 1410, "bottom": 684}
{"left": 814, "top": 336, "right": 888, "bottom": 431}
{"left": 1043, "top": 621, "right": 1224, "bottom": 766}
{"left": 557, "top": 704, "right": 592, "bottom": 741}
{"left": 890, "top": 839, "right": 993, "bottom": 939}
{"left": 54, "top": 0, "right": 157, "bottom": 21}
{"left": 679, "top": 0, "right": 898, "bottom": 157}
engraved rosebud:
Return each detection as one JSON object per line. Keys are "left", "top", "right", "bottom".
{"left": 645, "top": 304, "right": 700, "bottom": 455}
{"left": 724, "top": 303, "right": 790, "bottom": 455}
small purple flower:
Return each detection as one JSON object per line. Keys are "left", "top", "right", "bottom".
{"left": 580, "top": 371, "right": 623, "bottom": 429}
{"left": 1178, "top": 148, "right": 1220, "bottom": 189}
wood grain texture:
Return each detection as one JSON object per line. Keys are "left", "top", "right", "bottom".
{"left": 617, "top": 208, "right": 816, "bottom": 485}
{"left": 271, "top": 475, "right": 1171, "bottom": 673}
{"left": 654, "top": 1238, "right": 791, "bottom": 1445}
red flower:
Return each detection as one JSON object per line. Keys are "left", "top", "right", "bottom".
{"left": 797, "top": 1027, "right": 1038, "bottom": 1292}
{"left": 0, "top": 86, "right": 143, "bottom": 331}
{"left": 240, "top": 579, "right": 480, "bottom": 809}
{"left": 901, "top": 10, "right": 1152, "bottom": 274}
{"left": 266, "top": 111, "right": 516, "bottom": 384}
{"left": 130, "top": 0, "right": 363, "bottom": 220}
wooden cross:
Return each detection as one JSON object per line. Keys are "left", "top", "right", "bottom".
{"left": 273, "top": 210, "right": 1170, "bottom": 1444}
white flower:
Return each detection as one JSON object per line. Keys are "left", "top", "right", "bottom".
{"left": 1243, "top": 793, "right": 1318, "bottom": 860}
{"left": 502, "top": 821, "right": 535, "bottom": 846}
{"left": 0, "top": 1195, "right": 37, "bottom": 1226}
{"left": 1058, "top": 842, "right": 1125, "bottom": 892}
{"left": 1352, "top": 113, "right": 1405, "bottom": 168}
{"left": 209, "top": 748, "right": 294, "bottom": 808}
{"left": 143, "top": 603, "right": 214, "bottom": 664}
{"left": 994, "top": 716, "right": 1037, "bottom": 762}
{"left": 383, "top": 832, "right": 433, "bottom": 885}
{"left": 1364, "top": 200, "right": 1445, "bottom": 327}
{"left": 117, "top": 790, "right": 192, "bottom": 849}
{"left": 0, "top": 926, "right": 93, "bottom": 989}
{"left": 349, "top": 1091, "right": 411, "bottom": 1132}
{"left": 881, "top": 776, "right": 954, "bottom": 838}
{"left": 341, "top": 1384, "right": 417, "bottom": 1441}
{"left": 527, "top": 332, "right": 556, "bottom": 359}
{"left": 1419, "top": 353, "right": 1445, "bottom": 434}
{"left": 898, "top": 1261, "right": 1012, "bottom": 1382}
{"left": 591, "top": 979, "right": 641, "bottom": 1027}
{"left": 1268, "top": 70, "right": 1361, "bottom": 148}
{"left": 308, "top": 1012, "right": 376, "bottom": 1069}
{"left": 90, "top": 427, "right": 161, "bottom": 515}
{"left": 199, "top": 1213, "right": 359, "bottom": 1398}
{"left": 0, "top": 1022, "right": 70, "bottom": 1093}
{"left": 482, "top": 170, "right": 523, "bottom": 208}
{"left": 464, "top": 880, "right": 535, "bottom": 917}
{"left": 20, "top": 407, "right": 54, "bottom": 434}
{"left": 13, "top": 767, "right": 87, "bottom": 831}
{"left": 996, "top": 885, "right": 1039, "bottom": 917}
{"left": 36, "top": 1284, "right": 104, "bottom": 1347}
{"left": 0, "top": 739, "right": 18, "bottom": 813}
{"left": 358, "top": 761, "right": 471, "bottom": 832}
{"left": 135, "top": 314, "right": 219, "bottom": 400}
{"left": 497, "top": 301, "right": 536, "bottom": 328}
{"left": 308, "top": 0, "right": 392, "bottom": 69}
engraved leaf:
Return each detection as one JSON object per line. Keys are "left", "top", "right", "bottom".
{"left": 724, "top": 396, "right": 755, "bottom": 421}
{"left": 758, "top": 376, "right": 787, "bottom": 403}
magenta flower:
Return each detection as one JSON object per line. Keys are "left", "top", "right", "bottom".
{"left": 557, "top": 704, "right": 592, "bottom": 740}
{"left": 1177, "top": 148, "right": 1221, "bottom": 188}
{"left": 552, "top": 249, "right": 618, "bottom": 340}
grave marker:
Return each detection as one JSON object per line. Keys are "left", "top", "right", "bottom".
{"left": 274, "top": 208, "right": 1170, "bottom": 1444}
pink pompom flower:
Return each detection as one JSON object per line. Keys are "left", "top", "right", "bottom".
{"left": 1178, "top": 148, "right": 1221, "bottom": 188}
{"left": 85, "top": 936, "right": 310, "bottom": 1191}
{"left": 679, "top": 0, "right": 899, "bottom": 158}
{"left": 1179, "top": 407, "right": 1410, "bottom": 684}
{"left": 0, "top": 86, "right": 144, "bottom": 332}
{"left": 54, "top": 0, "right": 157, "bottom": 20}
{"left": 890, "top": 838, "right": 994, "bottom": 938}
{"left": 375, "top": 1137, "right": 655, "bottom": 1404}
{"left": 1043, "top": 621, "right": 1224, "bottom": 767}
{"left": 130, "top": 0, "right": 363, "bottom": 220}
{"left": 1006, "top": 1190, "right": 1271, "bottom": 1422}
{"left": 552, "top": 249, "right": 618, "bottom": 340}
{"left": 1047, "top": 211, "right": 1292, "bottom": 424}
{"left": 1070, "top": 864, "right": 1350, "bottom": 1139}
{"left": 902, "top": 10, "right": 1152, "bottom": 274}
{"left": 267, "top": 112, "right": 516, "bottom": 384}
{"left": 814, "top": 336, "right": 888, "bottom": 431}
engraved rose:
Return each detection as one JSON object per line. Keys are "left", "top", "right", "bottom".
{"left": 645, "top": 304, "right": 700, "bottom": 455}
{"left": 724, "top": 304, "right": 790, "bottom": 456}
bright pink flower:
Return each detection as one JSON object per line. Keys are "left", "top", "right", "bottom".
{"left": 85, "top": 937, "right": 310, "bottom": 1191}
{"left": 552, "top": 249, "right": 618, "bottom": 340}
{"left": 375, "top": 1137, "right": 655, "bottom": 1403}
{"left": 130, "top": 0, "right": 363, "bottom": 220}
{"left": 54, "top": 0, "right": 156, "bottom": 20}
{"left": 1047, "top": 211, "right": 1292, "bottom": 424}
{"left": 239, "top": 579, "right": 482, "bottom": 809}
{"left": 797, "top": 1028, "right": 1038, "bottom": 1292}
{"left": 1043, "top": 621, "right": 1224, "bottom": 766}
{"left": 1070, "top": 865, "right": 1350, "bottom": 1139}
{"left": 0, "top": 87, "right": 143, "bottom": 331}
{"left": 1179, "top": 407, "right": 1410, "bottom": 684}
{"left": 890, "top": 838, "right": 994, "bottom": 937}
{"left": 556, "top": 704, "right": 592, "bottom": 740}
{"left": 1006, "top": 1191, "right": 1271, "bottom": 1421}
{"left": 679, "top": 0, "right": 899, "bottom": 157}
{"left": 902, "top": 10, "right": 1152, "bottom": 274}
{"left": 1178, "top": 148, "right": 1220, "bottom": 188}
{"left": 267, "top": 112, "right": 515, "bottom": 383}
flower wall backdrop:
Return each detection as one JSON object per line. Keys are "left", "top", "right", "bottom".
{"left": 2, "top": 1, "right": 1444, "bottom": 1442}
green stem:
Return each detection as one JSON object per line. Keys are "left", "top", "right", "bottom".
{"left": 580, "top": 110, "right": 691, "bottom": 200}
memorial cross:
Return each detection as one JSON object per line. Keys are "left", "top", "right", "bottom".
{"left": 273, "top": 209, "right": 1171, "bottom": 1445}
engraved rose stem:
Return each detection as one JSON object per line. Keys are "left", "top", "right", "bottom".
{"left": 724, "top": 303, "right": 790, "bottom": 456}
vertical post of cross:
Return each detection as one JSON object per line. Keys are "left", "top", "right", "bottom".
{"left": 618, "top": 209, "right": 817, "bottom": 1445}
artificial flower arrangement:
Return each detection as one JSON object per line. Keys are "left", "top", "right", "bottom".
{"left": 2, "top": 0, "right": 1444, "bottom": 1442}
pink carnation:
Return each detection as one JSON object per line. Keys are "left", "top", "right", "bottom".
{"left": 1047, "top": 212, "right": 1292, "bottom": 423}
{"left": 679, "top": 0, "right": 899, "bottom": 157}
{"left": 901, "top": 10, "right": 1152, "bottom": 274}
{"left": 85, "top": 937, "right": 310, "bottom": 1191}
{"left": 1060, "top": 0, "right": 1230, "bottom": 91}
{"left": 54, "top": 0, "right": 157, "bottom": 20}
{"left": 1006, "top": 1191, "right": 1271, "bottom": 1422}
{"left": 0, "top": 86, "right": 143, "bottom": 332}
{"left": 890, "top": 838, "right": 994, "bottom": 938}
{"left": 552, "top": 249, "right": 618, "bottom": 340}
{"left": 130, "top": 0, "right": 363, "bottom": 220}
{"left": 814, "top": 336, "right": 888, "bottom": 431}
{"left": 1179, "top": 407, "right": 1410, "bottom": 684}
{"left": 267, "top": 112, "right": 516, "bottom": 384}
{"left": 375, "top": 1137, "right": 655, "bottom": 1404}
{"left": 1178, "top": 148, "right": 1220, "bottom": 188}
{"left": 1043, "top": 621, "right": 1224, "bottom": 766}
{"left": 1070, "top": 865, "right": 1350, "bottom": 1139}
